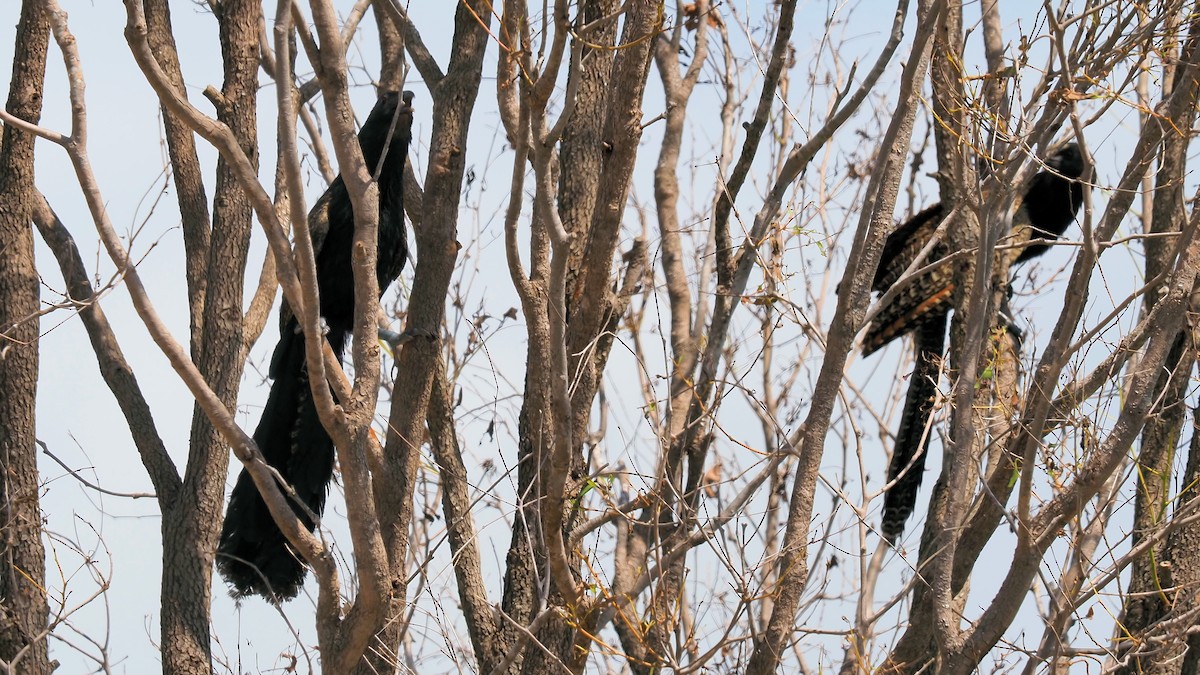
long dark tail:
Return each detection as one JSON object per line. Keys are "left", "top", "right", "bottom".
{"left": 217, "top": 327, "right": 342, "bottom": 601}
{"left": 881, "top": 312, "right": 947, "bottom": 543}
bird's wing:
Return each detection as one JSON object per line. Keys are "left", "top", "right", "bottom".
{"left": 862, "top": 204, "right": 955, "bottom": 355}
{"left": 276, "top": 185, "right": 335, "bottom": 335}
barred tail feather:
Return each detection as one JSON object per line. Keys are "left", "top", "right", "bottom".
{"left": 881, "top": 313, "right": 947, "bottom": 543}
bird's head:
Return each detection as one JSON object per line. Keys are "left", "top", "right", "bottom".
{"left": 1045, "top": 142, "right": 1085, "bottom": 180}
{"left": 356, "top": 90, "right": 415, "bottom": 181}
{"left": 364, "top": 90, "right": 415, "bottom": 132}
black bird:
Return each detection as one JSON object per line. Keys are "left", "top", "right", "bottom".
{"left": 865, "top": 143, "right": 1085, "bottom": 543}
{"left": 218, "top": 91, "right": 413, "bottom": 600}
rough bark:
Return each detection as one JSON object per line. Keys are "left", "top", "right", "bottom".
{"left": 559, "top": 0, "right": 620, "bottom": 298}
{"left": 0, "top": 1, "right": 52, "bottom": 672}
{"left": 363, "top": 2, "right": 492, "bottom": 671}
{"left": 141, "top": 0, "right": 212, "bottom": 358}
{"left": 1165, "top": 407, "right": 1200, "bottom": 672}
{"left": 1115, "top": 39, "right": 1198, "bottom": 672}
{"left": 1113, "top": 334, "right": 1195, "bottom": 675}
{"left": 897, "top": 1, "right": 982, "bottom": 666}
{"left": 500, "top": 336, "right": 554, "bottom": 675}
{"left": 524, "top": 3, "right": 663, "bottom": 671}
{"left": 497, "top": 1, "right": 620, "bottom": 667}
{"left": 563, "top": 0, "right": 662, "bottom": 440}
{"left": 160, "top": 0, "right": 261, "bottom": 671}
{"left": 374, "top": 1, "right": 405, "bottom": 92}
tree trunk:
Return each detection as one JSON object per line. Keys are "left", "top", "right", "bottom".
{"left": 1113, "top": 33, "right": 1198, "bottom": 672}
{"left": 0, "top": 1, "right": 53, "bottom": 672}
{"left": 159, "top": 0, "right": 260, "bottom": 671}
{"left": 360, "top": 3, "right": 493, "bottom": 671}
{"left": 141, "top": 0, "right": 212, "bottom": 359}
{"left": 1165, "top": 406, "right": 1200, "bottom": 672}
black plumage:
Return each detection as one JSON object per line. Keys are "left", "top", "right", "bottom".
{"left": 217, "top": 91, "right": 413, "bottom": 600}
{"left": 868, "top": 143, "right": 1085, "bottom": 543}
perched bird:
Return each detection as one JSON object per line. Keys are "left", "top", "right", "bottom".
{"left": 217, "top": 91, "right": 413, "bottom": 601}
{"left": 866, "top": 143, "right": 1086, "bottom": 543}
